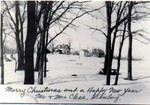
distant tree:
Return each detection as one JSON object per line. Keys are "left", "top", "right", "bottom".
{"left": 92, "top": 48, "right": 104, "bottom": 57}
{"left": 68, "top": 39, "right": 72, "bottom": 54}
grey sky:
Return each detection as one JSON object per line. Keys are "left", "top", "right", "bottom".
{"left": 2, "top": 1, "right": 150, "bottom": 59}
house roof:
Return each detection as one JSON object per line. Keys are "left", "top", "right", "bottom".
{"left": 80, "top": 49, "right": 90, "bottom": 53}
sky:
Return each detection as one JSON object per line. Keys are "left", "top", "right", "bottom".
{"left": 2, "top": 1, "right": 150, "bottom": 59}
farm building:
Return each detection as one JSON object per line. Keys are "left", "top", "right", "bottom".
{"left": 54, "top": 44, "right": 70, "bottom": 54}
{"left": 79, "top": 49, "right": 91, "bottom": 57}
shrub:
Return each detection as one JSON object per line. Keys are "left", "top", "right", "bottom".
{"left": 92, "top": 48, "right": 105, "bottom": 57}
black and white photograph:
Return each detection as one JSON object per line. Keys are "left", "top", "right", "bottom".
{"left": 0, "top": 0, "right": 150, "bottom": 104}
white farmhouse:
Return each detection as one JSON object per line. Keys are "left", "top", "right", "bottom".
{"left": 79, "top": 49, "right": 91, "bottom": 57}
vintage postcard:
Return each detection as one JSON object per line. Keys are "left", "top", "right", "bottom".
{"left": 0, "top": 1, "right": 150, "bottom": 104}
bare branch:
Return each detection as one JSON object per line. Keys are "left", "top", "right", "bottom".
{"left": 133, "top": 38, "right": 149, "bottom": 44}
{"left": 89, "top": 27, "right": 107, "bottom": 37}
{"left": 47, "top": 6, "right": 103, "bottom": 46}
{"left": 49, "top": 2, "right": 75, "bottom": 26}
{"left": 3, "top": 1, "right": 16, "bottom": 26}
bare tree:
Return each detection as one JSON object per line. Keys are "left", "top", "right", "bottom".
{"left": 89, "top": 2, "right": 128, "bottom": 77}
{"left": 104, "top": 1, "right": 113, "bottom": 85}
{"left": 3, "top": 1, "right": 26, "bottom": 70}
{"left": 126, "top": 1, "right": 134, "bottom": 80}
{"left": 114, "top": 21, "right": 127, "bottom": 85}
{"left": 24, "top": 1, "right": 36, "bottom": 84}
{"left": 92, "top": 1, "right": 128, "bottom": 85}
{"left": 89, "top": 1, "right": 145, "bottom": 85}
{"left": 114, "top": 1, "right": 150, "bottom": 84}
{"left": 0, "top": 3, "right": 11, "bottom": 84}
{"left": 37, "top": 1, "right": 53, "bottom": 84}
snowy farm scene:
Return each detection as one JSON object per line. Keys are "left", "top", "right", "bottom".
{"left": 1, "top": 1, "right": 150, "bottom": 104}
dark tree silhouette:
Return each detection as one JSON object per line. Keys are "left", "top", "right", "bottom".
{"left": 24, "top": 1, "right": 36, "bottom": 84}
{"left": 0, "top": 14, "right": 4, "bottom": 84}
{"left": 126, "top": 1, "right": 134, "bottom": 80}
{"left": 15, "top": 1, "right": 25, "bottom": 70}
{"left": 105, "top": 1, "right": 113, "bottom": 85}
{"left": 114, "top": 21, "right": 127, "bottom": 85}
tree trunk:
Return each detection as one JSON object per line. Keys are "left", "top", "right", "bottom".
{"left": 38, "top": 2, "right": 52, "bottom": 83}
{"left": 35, "top": 43, "right": 41, "bottom": 71}
{"left": 103, "top": 42, "right": 108, "bottom": 75}
{"left": 114, "top": 22, "right": 127, "bottom": 85}
{"left": 38, "top": 47, "right": 43, "bottom": 84}
{"left": 24, "top": 1, "right": 36, "bottom": 84}
{"left": 105, "top": 1, "right": 112, "bottom": 85}
{"left": 20, "top": 14, "right": 25, "bottom": 70}
{"left": 38, "top": 15, "right": 47, "bottom": 84}
{"left": 127, "top": 2, "right": 133, "bottom": 80}
{"left": 110, "top": 23, "right": 119, "bottom": 70}
{"left": 38, "top": 33, "right": 45, "bottom": 84}
{"left": 44, "top": 53, "right": 47, "bottom": 77}
{"left": 15, "top": 1, "right": 24, "bottom": 70}
{"left": 17, "top": 50, "right": 24, "bottom": 70}
{"left": 114, "top": 45, "right": 122, "bottom": 85}
{"left": 103, "top": 2, "right": 125, "bottom": 75}
{"left": 0, "top": 14, "right": 4, "bottom": 84}
{"left": 44, "top": 29, "right": 49, "bottom": 77}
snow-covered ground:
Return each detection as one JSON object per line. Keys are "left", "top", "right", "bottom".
{"left": 0, "top": 54, "right": 150, "bottom": 104}
{"left": 2, "top": 54, "right": 150, "bottom": 86}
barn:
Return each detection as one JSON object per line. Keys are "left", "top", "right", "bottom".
{"left": 79, "top": 49, "right": 91, "bottom": 57}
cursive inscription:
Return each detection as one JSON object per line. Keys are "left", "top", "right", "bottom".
{"left": 5, "top": 86, "right": 142, "bottom": 103}
{"left": 69, "top": 93, "right": 87, "bottom": 100}
{"left": 5, "top": 86, "right": 62, "bottom": 97}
